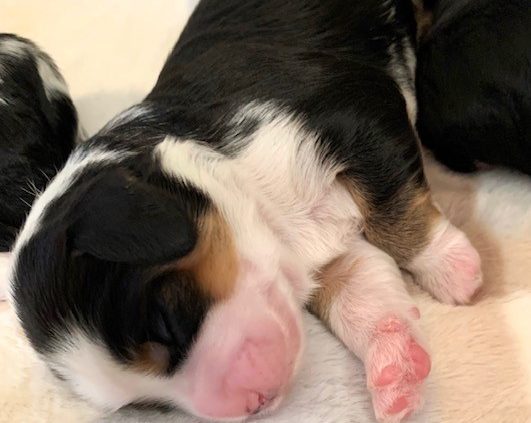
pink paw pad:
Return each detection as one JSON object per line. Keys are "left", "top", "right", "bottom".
{"left": 388, "top": 396, "right": 409, "bottom": 414}
{"left": 367, "top": 314, "right": 431, "bottom": 422}
{"left": 409, "top": 341, "right": 431, "bottom": 381}
{"left": 374, "top": 364, "right": 401, "bottom": 387}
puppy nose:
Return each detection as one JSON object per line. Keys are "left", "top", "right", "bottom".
{"left": 222, "top": 331, "right": 291, "bottom": 417}
{"left": 227, "top": 337, "right": 289, "bottom": 389}
{"left": 247, "top": 392, "right": 276, "bottom": 415}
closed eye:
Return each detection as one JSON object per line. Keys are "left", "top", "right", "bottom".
{"left": 122, "top": 399, "right": 176, "bottom": 414}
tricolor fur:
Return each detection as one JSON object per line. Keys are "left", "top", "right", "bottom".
{"left": 9, "top": 1, "right": 482, "bottom": 422}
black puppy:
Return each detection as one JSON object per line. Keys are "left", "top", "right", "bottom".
{"left": 0, "top": 34, "right": 78, "bottom": 251}
{"left": 416, "top": 0, "right": 531, "bottom": 174}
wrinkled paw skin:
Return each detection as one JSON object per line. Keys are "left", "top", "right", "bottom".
{"left": 366, "top": 315, "right": 431, "bottom": 423}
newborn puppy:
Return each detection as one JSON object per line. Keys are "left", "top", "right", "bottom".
{"left": 0, "top": 34, "right": 78, "bottom": 251}
{"left": 9, "top": 1, "right": 482, "bottom": 422}
{"left": 416, "top": 0, "right": 531, "bottom": 174}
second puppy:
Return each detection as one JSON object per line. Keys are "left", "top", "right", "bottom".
{"left": 0, "top": 34, "right": 78, "bottom": 251}
{"left": 416, "top": 0, "right": 531, "bottom": 174}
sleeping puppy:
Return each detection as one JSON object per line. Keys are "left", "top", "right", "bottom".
{"left": 415, "top": 0, "right": 531, "bottom": 174}
{"left": 0, "top": 34, "right": 77, "bottom": 251}
{"left": 8, "top": 1, "right": 482, "bottom": 422}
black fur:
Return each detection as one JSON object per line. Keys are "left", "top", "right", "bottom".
{"left": 13, "top": 0, "right": 427, "bottom": 379}
{"left": 71, "top": 168, "right": 197, "bottom": 263}
{"left": 416, "top": 0, "right": 531, "bottom": 174}
{"left": 13, "top": 163, "right": 211, "bottom": 370}
{"left": 0, "top": 33, "right": 77, "bottom": 250}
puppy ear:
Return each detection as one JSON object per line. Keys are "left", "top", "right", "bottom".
{"left": 71, "top": 169, "right": 197, "bottom": 263}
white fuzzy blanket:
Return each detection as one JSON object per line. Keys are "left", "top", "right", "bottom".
{"left": 2, "top": 1, "right": 531, "bottom": 422}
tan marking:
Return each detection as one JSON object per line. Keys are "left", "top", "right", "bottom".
{"left": 135, "top": 208, "right": 238, "bottom": 373}
{"left": 412, "top": 0, "right": 434, "bottom": 41}
{"left": 340, "top": 176, "right": 441, "bottom": 266}
{"left": 308, "top": 255, "right": 358, "bottom": 322}
{"left": 177, "top": 208, "right": 238, "bottom": 300}
{"left": 133, "top": 342, "right": 170, "bottom": 375}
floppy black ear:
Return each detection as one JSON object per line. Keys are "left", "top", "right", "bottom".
{"left": 71, "top": 169, "right": 197, "bottom": 263}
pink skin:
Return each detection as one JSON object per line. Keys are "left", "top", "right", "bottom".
{"left": 176, "top": 263, "right": 304, "bottom": 421}
{"left": 408, "top": 219, "right": 483, "bottom": 305}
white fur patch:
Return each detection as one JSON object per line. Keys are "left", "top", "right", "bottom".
{"left": 36, "top": 53, "right": 69, "bottom": 99}
{"left": 156, "top": 103, "right": 362, "bottom": 276}
{"left": 407, "top": 218, "right": 483, "bottom": 305}
{"left": 0, "top": 37, "right": 28, "bottom": 58}
{"left": 100, "top": 105, "right": 151, "bottom": 134}
{"left": 0, "top": 37, "right": 68, "bottom": 100}
{"left": 387, "top": 41, "right": 417, "bottom": 125}
{"left": 51, "top": 333, "right": 177, "bottom": 411}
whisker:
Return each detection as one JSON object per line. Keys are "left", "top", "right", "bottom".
{"left": 19, "top": 197, "right": 33, "bottom": 208}
{"left": 38, "top": 169, "right": 51, "bottom": 182}
{"left": 19, "top": 186, "right": 35, "bottom": 196}
{"left": 25, "top": 179, "right": 41, "bottom": 197}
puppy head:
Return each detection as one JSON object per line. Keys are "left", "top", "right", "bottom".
{"left": 0, "top": 34, "right": 78, "bottom": 251}
{"left": 11, "top": 160, "right": 304, "bottom": 420}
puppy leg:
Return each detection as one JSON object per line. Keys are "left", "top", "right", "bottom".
{"left": 342, "top": 142, "right": 482, "bottom": 304}
{"left": 358, "top": 186, "right": 482, "bottom": 305}
{"left": 309, "top": 238, "right": 430, "bottom": 423}
{"left": 405, "top": 209, "right": 482, "bottom": 304}
{"left": 310, "top": 64, "right": 481, "bottom": 304}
